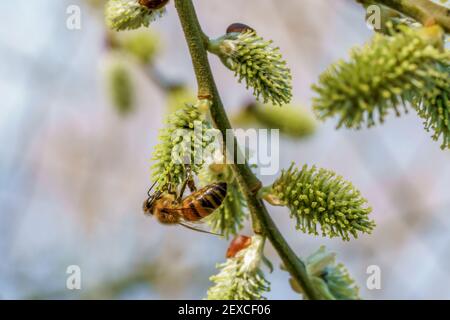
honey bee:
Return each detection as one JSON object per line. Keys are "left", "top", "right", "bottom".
{"left": 143, "top": 181, "right": 227, "bottom": 235}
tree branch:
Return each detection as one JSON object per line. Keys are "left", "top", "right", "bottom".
{"left": 358, "top": 0, "right": 450, "bottom": 32}
{"left": 174, "top": 0, "right": 320, "bottom": 300}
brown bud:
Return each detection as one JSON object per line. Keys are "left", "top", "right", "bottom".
{"left": 226, "top": 23, "right": 254, "bottom": 34}
{"left": 226, "top": 235, "right": 252, "bottom": 258}
{"left": 139, "top": 0, "right": 170, "bottom": 10}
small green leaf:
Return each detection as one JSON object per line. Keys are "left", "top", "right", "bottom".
{"left": 306, "top": 246, "right": 360, "bottom": 300}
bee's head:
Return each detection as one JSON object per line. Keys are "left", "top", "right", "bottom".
{"left": 143, "top": 190, "right": 162, "bottom": 215}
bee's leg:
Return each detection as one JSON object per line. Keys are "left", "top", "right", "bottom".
{"left": 187, "top": 176, "right": 197, "bottom": 192}
{"left": 179, "top": 166, "right": 197, "bottom": 200}
{"left": 165, "top": 180, "right": 182, "bottom": 203}
{"left": 177, "top": 178, "right": 189, "bottom": 202}
{"left": 167, "top": 180, "right": 173, "bottom": 194}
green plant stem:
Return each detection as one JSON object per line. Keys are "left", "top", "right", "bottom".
{"left": 174, "top": 0, "right": 320, "bottom": 300}
{"left": 357, "top": 0, "right": 450, "bottom": 32}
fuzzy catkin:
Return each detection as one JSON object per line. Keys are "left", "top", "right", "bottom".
{"left": 118, "top": 30, "right": 160, "bottom": 64}
{"left": 106, "top": 59, "right": 135, "bottom": 115}
{"left": 105, "top": 0, "right": 166, "bottom": 31}
{"left": 269, "top": 164, "right": 375, "bottom": 241}
{"left": 414, "top": 63, "right": 450, "bottom": 149}
{"left": 210, "top": 31, "right": 292, "bottom": 106}
{"left": 207, "top": 235, "right": 270, "bottom": 300}
{"left": 313, "top": 25, "right": 448, "bottom": 130}
{"left": 151, "top": 102, "right": 216, "bottom": 191}
{"left": 233, "top": 103, "right": 316, "bottom": 139}
{"left": 199, "top": 164, "right": 248, "bottom": 239}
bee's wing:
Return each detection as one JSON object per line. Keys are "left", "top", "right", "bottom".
{"left": 177, "top": 219, "right": 223, "bottom": 236}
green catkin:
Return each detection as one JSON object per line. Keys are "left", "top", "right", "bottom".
{"left": 233, "top": 103, "right": 316, "bottom": 139}
{"left": 151, "top": 101, "right": 217, "bottom": 191}
{"left": 414, "top": 63, "right": 450, "bottom": 149}
{"left": 269, "top": 164, "right": 375, "bottom": 241}
{"left": 207, "top": 235, "right": 270, "bottom": 300}
{"left": 209, "top": 30, "right": 292, "bottom": 106}
{"left": 105, "top": 0, "right": 167, "bottom": 31}
{"left": 107, "top": 59, "right": 135, "bottom": 115}
{"left": 199, "top": 164, "right": 248, "bottom": 239}
{"left": 118, "top": 30, "right": 160, "bottom": 64}
{"left": 312, "top": 25, "right": 448, "bottom": 130}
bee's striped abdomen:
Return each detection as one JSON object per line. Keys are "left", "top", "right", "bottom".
{"left": 182, "top": 182, "right": 227, "bottom": 221}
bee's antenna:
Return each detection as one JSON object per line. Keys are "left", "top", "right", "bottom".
{"left": 147, "top": 181, "right": 158, "bottom": 197}
{"left": 145, "top": 181, "right": 162, "bottom": 211}
{"left": 178, "top": 222, "right": 223, "bottom": 236}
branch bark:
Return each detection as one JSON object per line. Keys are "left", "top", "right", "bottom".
{"left": 174, "top": 0, "right": 320, "bottom": 300}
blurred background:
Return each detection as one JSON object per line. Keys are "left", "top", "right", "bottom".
{"left": 1, "top": 0, "right": 450, "bottom": 299}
